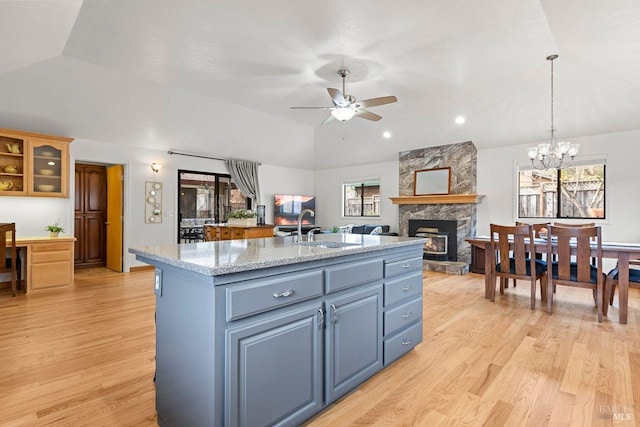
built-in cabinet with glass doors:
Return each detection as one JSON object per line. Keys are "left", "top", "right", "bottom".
{"left": 0, "top": 128, "right": 73, "bottom": 198}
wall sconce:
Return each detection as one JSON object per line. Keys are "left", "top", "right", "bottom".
{"left": 151, "top": 162, "right": 161, "bottom": 173}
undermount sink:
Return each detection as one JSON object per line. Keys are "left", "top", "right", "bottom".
{"left": 295, "top": 240, "right": 361, "bottom": 249}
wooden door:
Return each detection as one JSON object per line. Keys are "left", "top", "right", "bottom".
{"left": 106, "top": 165, "right": 123, "bottom": 272}
{"left": 75, "top": 164, "right": 107, "bottom": 267}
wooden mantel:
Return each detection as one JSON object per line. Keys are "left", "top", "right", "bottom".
{"left": 389, "top": 194, "right": 485, "bottom": 205}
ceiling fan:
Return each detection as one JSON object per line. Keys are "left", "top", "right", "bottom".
{"left": 291, "top": 69, "right": 397, "bottom": 125}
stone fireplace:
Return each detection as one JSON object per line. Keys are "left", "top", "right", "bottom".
{"left": 398, "top": 141, "right": 478, "bottom": 274}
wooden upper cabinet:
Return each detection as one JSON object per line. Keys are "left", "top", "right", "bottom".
{"left": 0, "top": 128, "right": 73, "bottom": 198}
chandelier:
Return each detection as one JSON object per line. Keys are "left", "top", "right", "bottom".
{"left": 527, "top": 55, "right": 579, "bottom": 169}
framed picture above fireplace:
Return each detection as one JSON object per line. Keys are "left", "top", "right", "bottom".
{"left": 413, "top": 167, "right": 451, "bottom": 195}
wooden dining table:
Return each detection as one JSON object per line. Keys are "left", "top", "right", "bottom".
{"left": 466, "top": 237, "right": 640, "bottom": 324}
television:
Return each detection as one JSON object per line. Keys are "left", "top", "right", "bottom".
{"left": 274, "top": 195, "right": 316, "bottom": 226}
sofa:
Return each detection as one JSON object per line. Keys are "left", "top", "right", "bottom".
{"left": 344, "top": 224, "right": 398, "bottom": 236}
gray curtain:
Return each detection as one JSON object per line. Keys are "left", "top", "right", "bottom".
{"left": 225, "top": 159, "right": 261, "bottom": 206}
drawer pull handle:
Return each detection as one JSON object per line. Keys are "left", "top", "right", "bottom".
{"left": 401, "top": 338, "right": 413, "bottom": 346}
{"left": 401, "top": 312, "right": 412, "bottom": 319}
{"left": 273, "top": 290, "right": 294, "bottom": 298}
{"left": 401, "top": 264, "right": 411, "bottom": 269}
{"left": 402, "top": 286, "right": 411, "bottom": 291}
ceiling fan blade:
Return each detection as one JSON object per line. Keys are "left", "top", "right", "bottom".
{"left": 354, "top": 109, "right": 382, "bottom": 121}
{"left": 321, "top": 114, "right": 335, "bottom": 125}
{"left": 290, "top": 106, "right": 333, "bottom": 109}
{"left": 355, "top": 96, "right": 397, "bottom": 108}
{"left": 327, "top": 88, "right": 346, "bottom": 106}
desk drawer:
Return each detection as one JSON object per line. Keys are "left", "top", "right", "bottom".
{"left": 226, "top": 270, "right": 324, "bottom": 321}
{"left": 385, "top": 256, "right": 423, "bottom": 278}
{"left": 325, "top": 258, "right": 383, "bottom": 293}
{"left": 31, "top": 242, "right": 71, "bottom": 253}
{"left": 384, "top": 271, "right": 422, "bottom": 307}
{"left": 32, "top": 250, "right": 71, "bottom": 264}
{"left": 384, "top": 297, "right": 422, "bottom": 336}
{"left": 384, "top": 321, "right": 422, "bottom": 366}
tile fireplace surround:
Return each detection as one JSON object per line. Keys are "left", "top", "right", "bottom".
{"left": 398, "top": 141, "right": 478, "bottom": 272}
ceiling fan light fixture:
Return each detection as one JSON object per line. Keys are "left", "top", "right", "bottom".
{"left": 331, "top": 108, "right": 356, "bottom": 121}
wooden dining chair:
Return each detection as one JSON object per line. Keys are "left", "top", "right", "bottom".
{"left": 0, "top": 222, "right": 19, "bottom": 297}
{"left": 489, "top": 224, "right": 547, "bottom": 309}
{"left": 604, "top": 259, "right": 640, "bottom": 309}
{"left": 546, "top": 225, "right": 604, "bottom": 322}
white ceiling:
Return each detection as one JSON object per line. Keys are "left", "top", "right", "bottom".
{"left": 1, "top": 0, "right": 639, "bottom": 170}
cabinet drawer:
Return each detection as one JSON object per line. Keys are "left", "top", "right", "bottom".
{"left": 31, "top": 261, "right": 72, "bottom": 290}
{"left": 384, "top": 321, "right": 422, "bottom": 366}
{"left": 384, "top": 297, "right": 422, "bottom": 336}
{"left": 325, "top": 258, "right": 383, "bottom": 293}
{"left": 220, "top": 228, "right": 232, "bottom": 239}
{"left": 226, "top": 270, "right": 324, "bottom": 321}
{"left": 31, "top": 242, "right": 71, "bottom": 252}
{"left": 384, "top": 271, "right": 423, "bottom": 307}
{"left": 384, "top": 256, "right": 423, "bottom": 278}
{"left": 32, "top": 250, "right": 71, "bottom": 264}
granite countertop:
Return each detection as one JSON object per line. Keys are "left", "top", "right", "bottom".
{"left": 129, "top": 234, "right": 423, "bottom": 276}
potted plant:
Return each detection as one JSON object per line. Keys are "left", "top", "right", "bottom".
{"left": 45, "top": 224, "right": 64, "bottom": 237}
{"left": 227, "top": 209, "right": 257, "bottom": 227}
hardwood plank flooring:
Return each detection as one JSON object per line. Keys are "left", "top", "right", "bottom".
{"left": 2, "top": 269, "right": 640, "bottom": 426}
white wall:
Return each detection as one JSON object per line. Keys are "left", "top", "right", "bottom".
{"left": 314, "top": 160, "right": 399, "bottom": 232}
{"left": 477, "top": 128, "right": 640, "bottom": 243}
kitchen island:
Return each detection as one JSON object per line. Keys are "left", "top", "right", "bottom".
{"left": 130, "top": 233, "right": 424, "bottom": 427}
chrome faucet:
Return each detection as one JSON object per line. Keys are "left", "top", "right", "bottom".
{"left": 297, "top": 209, "right": 315, "bottom": 242}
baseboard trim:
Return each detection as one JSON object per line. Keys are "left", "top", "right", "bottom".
{"left": 130, "top": 265, "right": 154, "bottom": 272}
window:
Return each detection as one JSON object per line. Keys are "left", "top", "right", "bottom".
{"left": 343, "top": 179, "right": 380, "bottom": 217}
{"left": 518, "top": 163, "right": 605, "bottom": 219}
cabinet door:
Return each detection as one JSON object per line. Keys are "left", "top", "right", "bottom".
{"left": 226, "top": 302, "right": 323, "bottom": 427}
{"left": 325, "top": 282, "right": 383, "bottom": 403}
{"left": 29, "top": 138, "right": 70, "bottom": 197}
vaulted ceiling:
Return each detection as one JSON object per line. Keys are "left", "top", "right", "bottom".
{"left": 1, "top": 1, "right": 639, "bottom": 169}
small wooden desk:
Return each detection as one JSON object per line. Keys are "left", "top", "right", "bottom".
{"left": 467, "top": 237, "right": 640, "bottom": 324}
{"left": 10, "top": 236, "right": 75, "bottom": 294}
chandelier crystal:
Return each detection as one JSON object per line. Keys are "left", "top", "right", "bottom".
{"left": 527, "top": 55, "right": 579, "bottom": 169}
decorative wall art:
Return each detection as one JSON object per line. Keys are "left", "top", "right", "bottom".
{"left": 145, "top": 181, "right": 163, "bottom": 223}
{"left": 413, "top": 167, "right": 451, "bottom": 195}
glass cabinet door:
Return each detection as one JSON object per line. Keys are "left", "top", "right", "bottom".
{"left": 30, "top": 139, "right": 68, "bottom": 197}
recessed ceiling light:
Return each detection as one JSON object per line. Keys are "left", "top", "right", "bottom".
{"left": 382, "top": 131, "right": 392, "bottom": 138}
{"left": 455, "top": 116, "right": 466, "bottom": 125}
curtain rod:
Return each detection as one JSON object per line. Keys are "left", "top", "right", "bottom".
{"left": 167, "top": 149, "right": 261, "bottom": 165}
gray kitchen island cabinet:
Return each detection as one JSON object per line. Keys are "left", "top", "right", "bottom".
{"left": 130, "top": 234, "right": 423, "bottom": 426}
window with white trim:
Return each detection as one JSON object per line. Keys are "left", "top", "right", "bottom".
{"left": 517, "top": 161, "right": 606, "bottom": 219}
{"left": 342, "top": 179, "right": 380, "bottom": 217}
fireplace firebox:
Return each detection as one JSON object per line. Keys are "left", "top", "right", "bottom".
{"left": 409, "top": 220, "right": 458, "bottom": 262}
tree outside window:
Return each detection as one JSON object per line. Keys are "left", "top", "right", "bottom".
{"left": 343, "top": 180, "right": 380, "bottom": 217}
{"left": 518, "top": 163, "right": 605, "bottom": 219}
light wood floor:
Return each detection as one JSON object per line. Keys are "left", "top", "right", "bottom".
{"left": 1, "top": 269, "right": 639, "bottom": 426}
